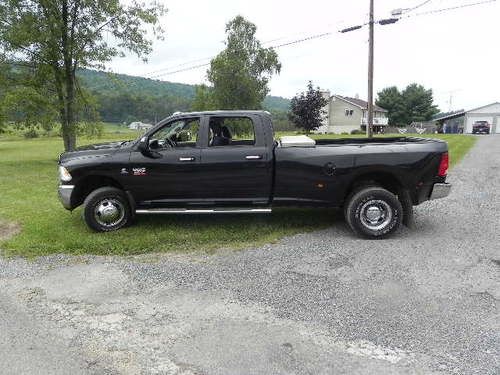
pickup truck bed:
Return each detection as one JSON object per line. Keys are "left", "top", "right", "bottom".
{"left": 57, "top": 110, "right": 451, "bottom": 238}
{"left": 274, "top": 136, "right": 448, "bottom": 207}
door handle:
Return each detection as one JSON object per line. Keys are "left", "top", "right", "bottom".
{"left": 179, "top": 157, "right": 195, "bottom": 162}
{"left": 245, "top": 155, "right": 263, "bottom": 160}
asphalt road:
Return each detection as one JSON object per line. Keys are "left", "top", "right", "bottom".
{"left": 1, "top": 135, "right": 499, "bottom": 375}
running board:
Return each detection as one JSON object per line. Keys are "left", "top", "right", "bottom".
{"left": 135, "top": 208, "right": 272, "bottom": 215}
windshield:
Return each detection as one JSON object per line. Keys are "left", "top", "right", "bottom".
{"left": 148, "top": 118, "right": 200, "bottom": 149}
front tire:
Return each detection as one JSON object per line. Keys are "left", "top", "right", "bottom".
{"left": 344, "top": 186, "right": 402, "bottom": 239}
{"left": 83, "top": 187, "right": 131, "bottom": 232}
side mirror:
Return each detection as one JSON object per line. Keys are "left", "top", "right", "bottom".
{"left": 137, "top": 136, "right": 149, "bottom": 153}
{"left": 137, "top": 136, "right": 162, "bottom": 159}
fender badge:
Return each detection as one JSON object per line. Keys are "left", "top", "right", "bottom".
{"left": 120, "top": 168, "right": 129, "bottom": 175}
{"left": 133, "top": 167, "right": 147, "bottom": 176}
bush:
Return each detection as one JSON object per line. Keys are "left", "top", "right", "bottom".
{"left": 351, "top": 129, "right": 364, "bottom": 135}
{"left": 23, "top": 129, "right": 39, "bottom": 138}
{"left": 77, "top": 121, "right": 104, "bottom": 139}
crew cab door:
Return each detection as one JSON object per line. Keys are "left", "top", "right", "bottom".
{"left": 128, "top": 116, "right": 205, "bottom": 205}
{"left": 198, "top": 114, "right": 273, "bottom": 205}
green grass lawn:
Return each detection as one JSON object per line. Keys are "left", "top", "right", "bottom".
{"left": 0, "top": 133, "right": 476, "bottom": 257}
{"left": 102, "top": 122, "right": 141, "bottom": 135}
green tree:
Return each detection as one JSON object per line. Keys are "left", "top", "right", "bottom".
{"left": 191, "top": 84, "right": 216, "bottom": 111}
{"left": 2, "top": 86, "right": 58, "bottom": 130}
{"left": 0, "top": 0, "right": 166, "bottom": 150}
{"left": 206, "top": 15, "right": 281, "bottom": 109}
{"left": 288, "top": 81, "right": 328, "bottom": 134}
{"left": 375, "top": 86, "right": 405, "bottom": 126}
{"left": 376, "top": 83, "right": 439, "bottom": 126}
{"left": 402, "top": 83, "right": 439, "bottom": 123}
{"left": 0, "top": 60, "right": 9, "bottom": 132}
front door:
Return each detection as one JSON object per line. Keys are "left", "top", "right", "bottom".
{"left": 198, "top": 115, "right": 273, "bottom": 205}
{"left": 128, "top": 116, "right": 206, "bottom": 206}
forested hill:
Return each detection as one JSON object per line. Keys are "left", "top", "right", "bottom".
{"left": 77, "top": 69, "right": 291, "bottom": 124}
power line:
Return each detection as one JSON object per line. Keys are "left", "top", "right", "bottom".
{"left": 148, "top": 62, "right": 211, "bottom": 79}
{"left": 144, "top": 56, "right": 213, "bottom": 76}
{"left": 144, "top": 27, "right": 344, "bottom": 77}
{"left": 342, "top": 0, "right": 495, "bottom": 31}
{"left": 402, "top": 0, "right": 496, "bottom": 18}
{"left": 272, "top": 31, "right": 334, "bottom": 49}
{"left": 407, "top": 0, "right": 434, "bottom": 13}
{"left": 148, "top": 30, "right": 338, "bottom": 79}
{"left": 143, "top": 0, "right": 497, "bottom": 80}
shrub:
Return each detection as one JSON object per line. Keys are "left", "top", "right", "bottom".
{"left": 351, "top": 129, "right": 364, "bottom": 135}
{"left": 77, "top": 121, "right": 104, "bottom": 139}
{"left": 23, "top": 129, "right": 39, "bottom": 138}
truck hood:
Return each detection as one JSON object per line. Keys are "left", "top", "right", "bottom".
{"left": 59, "top": 140, "right": 134, "bottom": 164}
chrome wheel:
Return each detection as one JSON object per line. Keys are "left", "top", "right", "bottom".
{"left": 93, "top": 198, "right": 125, "bottom": 228}
{"left": 359, "top": 199, "right": 392, "bottom": 231}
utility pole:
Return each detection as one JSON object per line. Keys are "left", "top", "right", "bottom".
{"left": 367, "top": 0, "right": 374, "bottom": 138}
{"left": 340, "top": 2, "right": 399, "bottom": 139}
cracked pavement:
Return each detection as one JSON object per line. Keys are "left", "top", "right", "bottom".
{"left": 1, "top": 135, "right": 499, "bottom": 374}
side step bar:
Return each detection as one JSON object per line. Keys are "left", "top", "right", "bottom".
{"left": 135, "top": 208, "right": 272, "bottom": 215}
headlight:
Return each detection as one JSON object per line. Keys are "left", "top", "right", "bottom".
{"left": 59, "top": 166, "right": 72, "bottom": 182}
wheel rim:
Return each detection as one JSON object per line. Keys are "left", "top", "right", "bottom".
{"left": 359, "top": 199, "right": 393, "bottom": 231}
{"left": 94, "top": 198, "right": 125, "bottom": 228}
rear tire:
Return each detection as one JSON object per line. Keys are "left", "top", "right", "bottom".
{"left": 344, "top": 186, "right": 402, "bottom": 239}
{"left": 83, "top": 187, "right": 131, "bottom": 232}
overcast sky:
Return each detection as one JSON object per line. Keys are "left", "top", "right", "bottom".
{"left": 110, "top": 0, "right": 500, "bottom": 111}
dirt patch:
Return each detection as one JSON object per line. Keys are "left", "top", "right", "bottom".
{"left": 0, "top": 220, "right": 21, "bottom": 241}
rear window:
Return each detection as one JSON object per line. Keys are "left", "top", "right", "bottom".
{"left": 208, "top": 116, "right": 256, "bottom": 146}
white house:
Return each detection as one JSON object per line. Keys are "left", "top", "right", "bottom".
{"left": 463, "top": 103, "right": 500, "bottom": 133}
{"left": 433, "top": 102, "right": 500, "bottom": 134}
{"left": 316, "top": 92, "right": 389, "bottom": 134}
{"left": 128, "top": 121, "right": 153, "bottom": 131}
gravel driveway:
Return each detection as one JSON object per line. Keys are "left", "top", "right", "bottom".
{"left": 1, "top": 135, "right": 499, "bottom": 375}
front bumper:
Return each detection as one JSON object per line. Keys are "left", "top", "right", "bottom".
{"left": 429, "top": 183, "right": 451, "bottom": 200}
{"left": 58, "top": 185, "right": 75, "bottom": 210}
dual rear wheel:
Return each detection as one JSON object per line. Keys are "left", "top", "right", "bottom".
{"left": 344, "top": 186, "right": 403, "bottom": 238}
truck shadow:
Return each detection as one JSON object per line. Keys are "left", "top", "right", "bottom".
{"left": 134, "top": 208, "right": 341, "bottom": 228}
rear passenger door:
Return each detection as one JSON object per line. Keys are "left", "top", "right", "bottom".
{"left": 199, "top": 115, "right": 273, "bottom": 205}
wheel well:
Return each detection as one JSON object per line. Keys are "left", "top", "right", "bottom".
{"left": 345, "top": 172, "right": 403, "bottom": 202}
{"left": 72, "top": 176, "right": 123, "bottom": 208}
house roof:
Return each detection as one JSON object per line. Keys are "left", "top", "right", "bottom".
{"left": 432, "top": 102, "right": 500, "bottom": 122}
{"left": 432, "top": 110, "right": 466, "bottom": 122}
{"left": 467, "top": 102, "right": 500, "bottom": 113}
{"left": 333, "top": 95, "right": 388, "bottom": 112}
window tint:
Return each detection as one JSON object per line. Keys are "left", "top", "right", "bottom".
{"left": 208, "top": 117, "right": 255, "bottom": 147}
{"left": 149, "top": 118, "right": 200, "bottom": 149}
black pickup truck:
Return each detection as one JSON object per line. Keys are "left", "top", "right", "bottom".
{"left": 58, "top": 110, "right": 451, "bottom": 238}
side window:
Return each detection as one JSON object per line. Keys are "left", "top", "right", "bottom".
{"left": 149, "top": 117, "right": 200, "bottom": 149}
{"left": 208, "top": 116, "right": 255, "bottom": 147}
